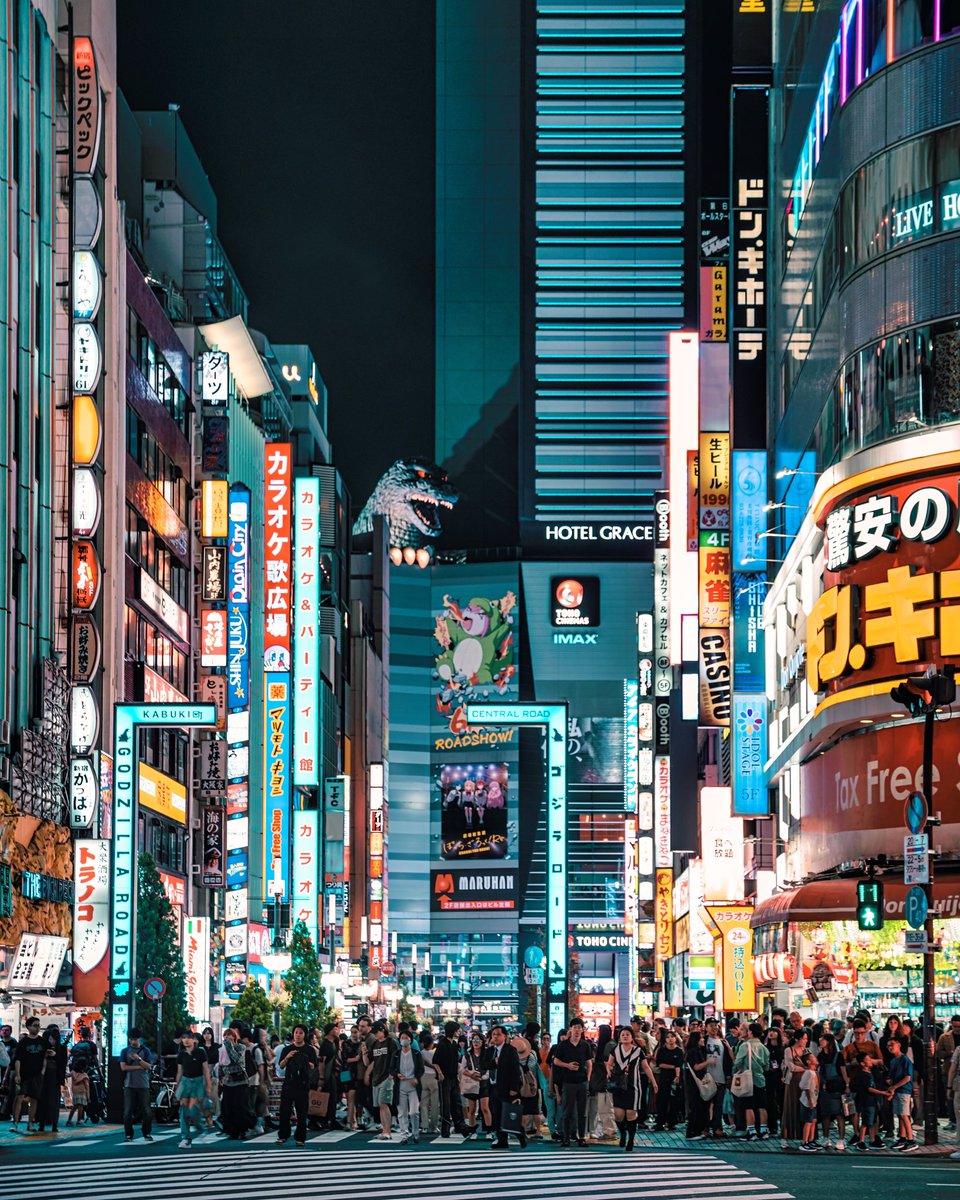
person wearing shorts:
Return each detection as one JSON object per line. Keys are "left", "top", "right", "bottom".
{"left": 175, "top": 1031, "right": 211, "bottom": 1147}
{"left": 887, "top": 1038, "right": 917, "bottom": 1152}
{"left": 367, "top": 1022, "right": 398, "bottom": 1140}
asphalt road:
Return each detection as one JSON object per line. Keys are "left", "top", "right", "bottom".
{"left": 2, "top": 1127, "right": 960, "bottom": 1200}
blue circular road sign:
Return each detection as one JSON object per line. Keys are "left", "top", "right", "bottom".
{"left": 905, "top": 791, "right": 927, "bottom": 835}
{"left": 905, "top": 885, "right": 928, "bottom": 930}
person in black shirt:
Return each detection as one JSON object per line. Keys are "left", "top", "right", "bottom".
{"left": 552, "top": 1017, "right": 593, "bottom": 1146}
{"left": 0, "top": 1025, "right": 15, "bottom": 1121}
{"left": 317, "top": 1022, "right": 343, "bottom": 1130}
{"left": 14, "top": 1017, "right": 45, "bottom": 1131}
{"left": 175, "top": 1031, "right": 211, "bottom": 1148}
{"left": 433, "top": 1020, "right": 469, "bottom": 1137}
{"left": 37, "top": 1025, "right": 67, "bottom": 1133}
{"left": 654, "top": 1031, "right": 685, "bottom": 1130}
{"left": 277, "top": 1024, "right": 318, "bottom": 1146}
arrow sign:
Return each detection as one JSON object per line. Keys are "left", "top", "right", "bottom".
{"left": 905, "top": 885, "right": 928, "bottom": 930}
{"left": 904, "top": 790, "right": 927, "bottom": 836}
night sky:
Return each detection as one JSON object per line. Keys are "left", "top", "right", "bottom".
{"left": 118, "top": 1, "right": 437, "bottom": 511}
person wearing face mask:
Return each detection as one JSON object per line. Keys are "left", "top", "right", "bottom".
{"left": 396, "top": 1031, "right": 425, "bottom": 1144}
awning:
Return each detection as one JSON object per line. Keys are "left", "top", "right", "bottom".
{"left": 752, "top": 877, "right": 960, "bottom": 928}
{"left": 198, "top": 315, "right": 272, "bottom": 399}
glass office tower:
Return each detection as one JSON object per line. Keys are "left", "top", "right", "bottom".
{"left": 521, "top": 1, "right": 689, "bottom": 546}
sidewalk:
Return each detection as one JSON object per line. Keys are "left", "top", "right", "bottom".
{"left": 547, "top": 1126, "right": 960, "bottom": 1159}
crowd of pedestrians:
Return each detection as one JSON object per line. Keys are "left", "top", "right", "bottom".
{"left": 3, "top": 1004, "right": 960, "bottom": 1157}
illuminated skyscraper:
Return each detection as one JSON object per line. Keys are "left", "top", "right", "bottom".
{"left": 520, "top": 1, "right": 691, "bottom": 547}
{"left": 434, "top": 1, "right": 692, "bottom": 551}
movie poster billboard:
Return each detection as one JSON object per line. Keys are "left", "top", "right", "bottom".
{"left": 437, "top": 763, "right": 509, "bottom": 860}
{"left": 432, "top": 588, "right": 517, "bottom": 733}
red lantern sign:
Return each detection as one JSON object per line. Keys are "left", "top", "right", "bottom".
{"left": 72, "top": 540, "right": 100, "bottom": 610}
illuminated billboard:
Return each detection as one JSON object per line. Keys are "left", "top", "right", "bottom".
{"left": 293, "top": 478, "right": 320, "bottom": 786}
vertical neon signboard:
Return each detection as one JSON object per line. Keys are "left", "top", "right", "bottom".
{"left": 293, "top": 478, "right": 320, "bottom": 786}
{"left": 264, "top": 674, "right": 291, "bottom": 900}
{"left": 111, "top": 704, "right": 216, "bottom": 1057}
{"left": 466, "top": 703, "right": 567, "bottom": 1032}
{"left": 292, "top": 810, "right": 319, "bottom": 945}
{"left": 263, "top": 445, "right": 292, "bottom": 671}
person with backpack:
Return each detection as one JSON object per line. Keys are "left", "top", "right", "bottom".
{"left": 276, "top": 1024, "right": 319, "bottom": 1146}
{"left": 218, "top": 1027, "right": 254, "bottom": 1140}
{"left": 512, "top": 1033, "right": 541, "bottom": 1139}
{"left": 817, "top": 1033, "right": 847, "bottom": 1149}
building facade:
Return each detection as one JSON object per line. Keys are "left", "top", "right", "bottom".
{"left": 760, "top": 4, "right": 960, "bottom": 1016}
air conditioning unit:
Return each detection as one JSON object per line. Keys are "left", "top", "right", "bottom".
{"left": 0, "top": 758, "right": 10, "bottom": 784}
{"left": 190, "top": 863, "right": 201, "bottom": 876}
{"left": 0, "top": 720, "right": 9, "bottom": 747}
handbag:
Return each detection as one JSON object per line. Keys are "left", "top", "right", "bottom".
{"left": 499, "top": 1100, "right": 523, "bottom": 1135}
{"left": 730, "top": 1042, "right": 754, "bottom": 1099}
{"left": 841, "top": 1091, "right": 857, "bottom": 1118}
{"left": 687, "top": 1062, "right": 718, "bottom": 1102}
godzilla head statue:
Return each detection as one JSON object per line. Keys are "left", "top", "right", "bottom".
{"left": 353, "top": 458, "right": 459, "bottom": 567}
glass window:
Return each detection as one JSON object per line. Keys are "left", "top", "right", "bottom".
{"left": 933, "top": 323, "right": 960, "bottom": 424}
{"left": 937, "top": 125, "right": 960, "bottom": 233}
{"left": 856, "top": 154, "right": 888, "bottom": 265}
{"left": 888, "top": 136, "right": 934, "bottom": 246}
{"left": 841, "top": 173, "right": 857, "bottom": 278}
{"left": 839, "top": 355, "right": 860, "bottom": 457}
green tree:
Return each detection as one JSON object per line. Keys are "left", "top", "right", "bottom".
{"left": 135, "top": 853, "right": 190, "bottom": 1049}
{"left": 282, "top": 920, "right": 336, "bottom": 1034}
{"left": 232, "top": 978, "right": 275, "bottom": 1029}
{"left": 397, "top": 990, "right": 417, "bottom": 1028}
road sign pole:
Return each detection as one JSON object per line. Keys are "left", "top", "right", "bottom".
{"left": 922, "top": 707, "right": 937, "bottom": 1147}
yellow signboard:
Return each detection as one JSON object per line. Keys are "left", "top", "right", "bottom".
{"left": 703, "top": 903, "right": 755, "bottom": 1012}
{"left": 138, "top": 761, "right": 187, "bottom": 824}
{"left": 201, "top": 479, "right": 229, "bottom": 539}
{"left": 655, "top": 868, "right": 674, "bottom": 979}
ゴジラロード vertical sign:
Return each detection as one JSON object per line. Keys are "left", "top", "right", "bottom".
{"left": 111, "top": 705, "right": 216, "bottom": 1057}
{"left": 465, "top": 703, "right": 568, "bottom": 1031}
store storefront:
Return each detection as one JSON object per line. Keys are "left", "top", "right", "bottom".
{"left": 752, "top": 878, "right": 960, "bottom": 1020}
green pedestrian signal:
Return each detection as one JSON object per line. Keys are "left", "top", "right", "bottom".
{"left": 857, "top": 879, "right": 883, "bottom": 932}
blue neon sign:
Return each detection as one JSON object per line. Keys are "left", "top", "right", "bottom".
{"left": 466, "top": 702, "right": 568, "bottom": 1033}
{"left": 111, "top": 704, "right": 216, "bottom": 1056}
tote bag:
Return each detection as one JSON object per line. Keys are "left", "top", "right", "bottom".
{"left": 730, "top": 1043, "right": 754, "bottom": 1099}
{"left": 687, "top": 1062, "right": 718, "bottom": 1102}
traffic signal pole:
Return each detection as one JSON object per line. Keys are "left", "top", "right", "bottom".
{"left": 922, "top": 706, "right": 937, "bottom": 1147}
{"left": 890, "top": 665, "right": 957, "bottom": 1146}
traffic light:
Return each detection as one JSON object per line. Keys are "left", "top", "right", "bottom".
{"left": 857, "top": 879, "right": 883, "bottom": 931}
{"left": 891, "top": 669, "right": 957, "bottom": 715}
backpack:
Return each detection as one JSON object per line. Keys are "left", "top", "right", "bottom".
{"left": 223, "top": 1044, "right": 247, "bottom": 1084}
{"left": 244, "top": 1048, "right": 258, "bottom": 1079}
{"left": 823, "top": 1052, "right": 844, "bottom": 1094}
{"left": 519, "top": 1058, "right": 538, "bottom": 1099}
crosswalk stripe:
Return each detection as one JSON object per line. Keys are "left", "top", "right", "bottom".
{"left": 0, "top": 1149, "right": 793, "bottom": 1200}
